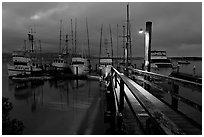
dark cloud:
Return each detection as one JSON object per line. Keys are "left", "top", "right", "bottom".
{"left": 2, "top": 2, "right": 202, "bottom": 57}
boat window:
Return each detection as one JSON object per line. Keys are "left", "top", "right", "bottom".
{"left": 13, "top": 62, "right": 27, "bottom": 65}
{"left": 72, "top": 62, "right": 84, "bottom": 65}
{"left": 151, "top": 59, "right": 171, "bottom": 63}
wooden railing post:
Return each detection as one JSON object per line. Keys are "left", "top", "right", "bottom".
{"left": 119, "top": 79, "right": 124, "bottom": 112}
{"left": 115, "top": 73, "right": 117, "bottom": 88}
{"left": 172, "top": 82, "right": 179, "bottom": 110}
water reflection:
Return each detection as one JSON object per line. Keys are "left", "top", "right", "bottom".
{"left": 149, "top": 77, "right": 202, "bottom": 125}
{"left": 6, "top": 77, "right": 108, "bottom": 134}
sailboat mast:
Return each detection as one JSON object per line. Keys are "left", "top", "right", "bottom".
{"left": 24, "top": 40, "right": 27, "bottom": 51}
{"left": 117, "top": 24, "right": 119, "bottom": 66}
{"left": 71, "top": 19, "right": 74, "bottom": 55}
{"left": 109, "top": 24, "right": 113, "bottom": 65}
{"left": 65, "top": 34, "right": 68, "bottom": 54}
{"left": 122, "top": 25, "right": 125, "bottom": 63}
{"left": 99, "top": 24, "right": 103, "bottom": 65}
{"left": 126, "top": 3, "right": 130, "bottom": 68}
{"left": 74, "top": 18, "right": 77, "bottom": 56}
{"left": 39, "top": 40, "right": 42, "bottom": 52}
{"left": 59, "top": 19, "right": 62, "bottom": 54}
{"left": 86, "top": 17, "right": 90, "bottom": 59}
{"left": 129, "top": 23, "right": 132, "bottom": 64}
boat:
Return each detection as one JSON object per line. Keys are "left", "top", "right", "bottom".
{"left": 7, "top": 30, "right": 43, "bottom": 78}
{"left": 99, "top": 58, "right": 113, "bottom": 78}
{"left": 178, "top": 60, "right": 190, "bottom": 64}
{"left": 70, "top": 18, "right": 90, "bottom": 76}
{"left": 118, "top": 4, "right": 133, "bottom": 74}
{"left": 51, "top": 20, "right": 71, "bottom": 73}
{"left": 71, "top": 56, "right": 89, "bottom": 75}
{"left": 150, "top": 50, "right": 173, "bottom": 76}
{"left": 51, "top": 55, "right": 71, "bottom": 72}
{"left": 151, "top": 50, "right": 173, "bottom": 68}
{"left": 98, "top": 23, "right": 113, "bottom": 78}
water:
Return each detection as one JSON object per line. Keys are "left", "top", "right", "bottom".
{"left": 2, "top": 61, "right": 108, "bottom": 134}
{"left": 2, "top": 56, "right": 202, "bottom": 134}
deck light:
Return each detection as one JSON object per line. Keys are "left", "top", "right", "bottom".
{"left": 139, "top": 28, "right": 144, "bottom": 34}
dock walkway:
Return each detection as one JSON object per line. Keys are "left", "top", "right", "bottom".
{"left": 105, "top": 66, "right": 201, "bottom": 135}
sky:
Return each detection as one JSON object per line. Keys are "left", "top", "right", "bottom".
{"left": 2, "top": 2, "right": 202, "bottom": 57}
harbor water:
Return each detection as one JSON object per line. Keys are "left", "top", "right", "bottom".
{"left": 3, "top": 61, "right": 109, "bottom": 134}
{"left": 2, "top": 56, "right": 202, "bottom": 134}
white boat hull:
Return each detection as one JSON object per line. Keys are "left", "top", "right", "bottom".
{"left": 71, "top": 65, "right": 89, "bottom": 75}
{"left": 7, "top": 64, "right": 42, "bottom": 78}
{"left": 71, "top": 57, "right": 89, "bottom": 75}
{"left": 151, "top": 67, "right": 173, "bottom": 76}
{"left": 52, "top": 62, "right": 70, "bottom": 70}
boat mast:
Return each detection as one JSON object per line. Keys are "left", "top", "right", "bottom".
{"left": 71, "top": 19, "right": 74, "bottom": 56}
{"left": 86, "top": 17, "right": 90, "bottom": 59}
{"left": 65, "top": 34, "right": 68, "bottom": 54}
{"left": 28, "top": 28, "right": 35, "bottom": 53}
{"left": 24, "top": 40, "right": 27, "bottom": 51}
{"left": 122, "top": 25, "right": 125, "bottom": 63}
{"left": 86, "top": 17, "right": 91, "bottom": 71}
{"left": 117, "top": 24, "right": 119, "bottom": 67}
{"left": 74, "top": 18, "right": 77, "bottom": 56}
{"left": 126, "top": 3, "right": 130, "bottom": 68}
{"left": 39, "top": 40, "right": 42, "bottom": 53}
{"left": 99, "top": 24, "right": 103, "bottom": 66}
{"left": 109, "top": 24, "right": 113, "bottom": 65}
{"left": 59, "top": 19, "right": 62, "bottom": 54}
{"left": 129, "top": 23, "right": 132, "bottom": 64}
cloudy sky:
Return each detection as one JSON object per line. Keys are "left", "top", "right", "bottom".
{"left": 2, "top": 2, "right": 202, "bottom": 57}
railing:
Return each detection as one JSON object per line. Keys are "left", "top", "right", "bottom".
{"left": 129, "top": 68, "right": 202, "bottom": 113}
{"left": 107, "top": 66, "right": 201, "bottom": 135}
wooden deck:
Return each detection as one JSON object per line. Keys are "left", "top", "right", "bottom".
{"left": 109, "top": 67, "right": 202, "bottom": 135}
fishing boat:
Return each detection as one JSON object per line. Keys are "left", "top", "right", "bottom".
{"left": 51, "top": 55, "right": 71, "bottom": 71}
{"left": 7, "top": 30, "right": 43, "bottom": 78}
{"left": 71, "top": 56, "right": 89, "bottom": 75}
{"left": 51, "top": 20, "right": 71, "bottom": 73}
{"left": 70, "top": 18, "right": 90, "bottom": 76}
{"left": 178, "top": 60, "right": 190, "bottom": 64}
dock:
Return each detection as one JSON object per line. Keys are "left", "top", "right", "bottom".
{"left": 102, "top": 66, "right": 202, "bottom": 135}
